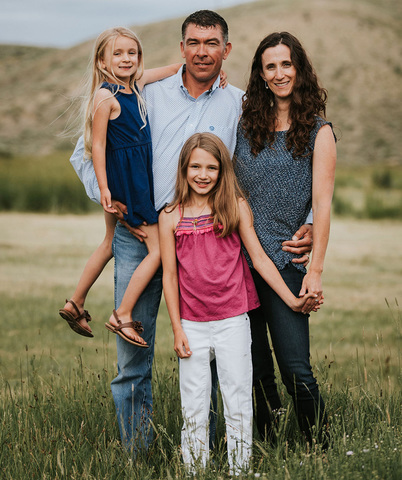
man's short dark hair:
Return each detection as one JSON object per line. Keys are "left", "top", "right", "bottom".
{"left": 181, "top": 10, "right": 229, "bottom": 44}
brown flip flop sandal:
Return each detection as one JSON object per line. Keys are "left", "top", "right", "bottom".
{"left": 105, "top": 309, "right": 148, "bottom": 348}
{"left": 59, "top": 299, "right": 94, "bottom": 338}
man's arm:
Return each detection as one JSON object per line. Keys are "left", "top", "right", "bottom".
{"left": 69, "top": 136, "right": 101, "bottom": 205}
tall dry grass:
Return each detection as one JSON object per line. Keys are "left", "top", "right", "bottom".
{"left": 0, "top": 213, "right": 401, "bottom": 478}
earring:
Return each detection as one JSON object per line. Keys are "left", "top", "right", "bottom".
{"left": 264, "top": 80, "right": 269, "bottom": 90}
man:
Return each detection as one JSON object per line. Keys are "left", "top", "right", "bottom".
{"left": 70, "top": 10, "right": 312, "bottom": 453}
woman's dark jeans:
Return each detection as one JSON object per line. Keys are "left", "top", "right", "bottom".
{"left": 250, "top": 264, "right": 328, "bottom": 445}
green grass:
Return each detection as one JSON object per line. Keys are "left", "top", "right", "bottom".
{"left": 332, "top": 165, "right": 402, "bottom": 220}
{"left": 2, "top": 154, "right": 402, "bottom": 219}
{"left": 0, "top": 151, "right": 97, "bottom": 213}
{"left": 1, "top": 351, "right": 401, "bottom": 479}
{"left": 0, "top": 213, "right": 401, "bottom": 478}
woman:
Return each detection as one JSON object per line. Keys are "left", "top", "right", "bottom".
{"left": 234, "top": 32, "right": 336, "bottom": 446}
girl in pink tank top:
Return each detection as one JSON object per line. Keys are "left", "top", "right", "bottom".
{"left": 158, "top": 133, "right": 319, "bottom": 475}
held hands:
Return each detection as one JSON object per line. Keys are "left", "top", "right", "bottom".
{"left": 174, "top": 330, "right": 192, "bottom": 359}
{"left": 293, "top": 292, "right": 324, "bottom": 315}
{"left": 299, "top": 269, "right": 323, "bottom": 298}
{"left": 282, "top": 224, "right": 324, "bottom": 313}
{"left": 282, "top": 224, "right": 313, "bottom": 266}
{"left": 298, "top": 269, "right": 324, "bottom": 314}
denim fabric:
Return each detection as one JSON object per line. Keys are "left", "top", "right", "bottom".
{"left": 110, "top": 222, "right": 162, "bottom": 452}
{"left": 250, "top": 264, "right": 328, "bottom": 444}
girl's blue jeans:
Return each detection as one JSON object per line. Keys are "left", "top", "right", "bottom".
{"left": 110, "top": 222, "right": 163, "bottom": 453}
{"left": 249, "top": 264, "right": 328, "bottom": 445}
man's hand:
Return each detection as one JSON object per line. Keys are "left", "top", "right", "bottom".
{"left": 111, "top": 200, "right": 127, "bottom": 221}
{"left": 282, "top": 224, "right": 313, "bottom": 266}
{"left": 111, "top": 200, "right": 148, "bottom": 242}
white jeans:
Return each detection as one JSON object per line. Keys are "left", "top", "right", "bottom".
{"left": 180, "top": 313, "right": 253, "bottom": 475}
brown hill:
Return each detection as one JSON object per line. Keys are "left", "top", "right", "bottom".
{"left": 1, "top": 0, "right": 401, "bottom": 165}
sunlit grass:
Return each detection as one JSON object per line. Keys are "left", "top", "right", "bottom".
{"left": 1, "top": 347, "right": 400, "bottom": 479}
{"left": 332, "top": 165, "right": 402, "bottom": 219}
{"left": 0, "top": 213, "right": 401, "bottom": 478}
{"left": 0, "top": 151, "right": 97, "bottom": 213}
{"left": 1, "top": 156, "right": 402, "bottom": 218}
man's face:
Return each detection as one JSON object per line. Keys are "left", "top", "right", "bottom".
{"left": 180, "top": 23, "right": 232, "bottom": 85}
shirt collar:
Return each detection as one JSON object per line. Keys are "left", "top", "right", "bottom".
{"left": 179, "top": 64, "right": 220, "bottom": 98}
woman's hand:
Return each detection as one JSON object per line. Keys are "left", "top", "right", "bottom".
{"left": 300, "top": 269, "right": 322, "bottom": 296}
{"left": 292, "top": 292, "right": 324, "bottom": 314}
{"left": 174, "top": 329, "right": 192, "bottom": 358}
{"left": 298, "top": 269, "right": 324, "bottom": 312}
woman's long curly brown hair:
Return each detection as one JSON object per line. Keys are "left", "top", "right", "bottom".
{"left": 241, "top": 32, "right": 327, "bottom": 157}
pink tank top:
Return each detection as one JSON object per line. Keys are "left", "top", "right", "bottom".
{"left": 174, "top": 209, "right": 260, "bottom": 322}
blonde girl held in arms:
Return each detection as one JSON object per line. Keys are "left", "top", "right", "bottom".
{"left": 158, "top": 132, "right": 319, "bottom": 475}
{"left": 59, "top": 27, "right": 182, "bottom": 346}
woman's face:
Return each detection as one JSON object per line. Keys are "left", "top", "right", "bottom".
{"left": 260, "top": 44, "right": 297, "bottom": 100}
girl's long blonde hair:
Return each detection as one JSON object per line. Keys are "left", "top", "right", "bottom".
{"left": 82, "top": 27, "right": 146, "bottom": 159}
{"left": 169, "top": 133, "right": 247, "bottom": 237}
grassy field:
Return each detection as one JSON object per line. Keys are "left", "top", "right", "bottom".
{"left": 2, "top": 151, "right": 402, "bottom": 220}
{"left": 0, "top": 213, "right": 401, "bottom": 478}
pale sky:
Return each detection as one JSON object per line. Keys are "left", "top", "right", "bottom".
{"left": 1, "top": 0, "right": 255, "bottom": 48}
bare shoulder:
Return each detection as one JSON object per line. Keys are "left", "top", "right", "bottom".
{"left": 238, "top": 197, "right": 252, "bottom": 215}
{"left": 94, "top": 87, "right": 118, "bottom": 108}
{"left": 314, "top": 123, "right": 337, "bottom": 163}
{"left": 159, "top": 205, "right": 180, "bottom": 229}
{"left": 316, "top": 123, "right": 336, "bottom": 144}
{"left": 94, "top": 87, "right": 115, "bottom": 101}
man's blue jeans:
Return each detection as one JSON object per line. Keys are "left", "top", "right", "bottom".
{"left": 110, "top": 223, "right": 163, "bottom": 453}
{"left": 249, "top": 264, "right": 328, "bottom": 445}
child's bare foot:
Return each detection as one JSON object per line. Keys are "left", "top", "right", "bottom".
{"left": 59, "top": 299, "right": 93, "bottom": 337}
{"left": 105, "top": 310, "right": 148, "bottom": 347}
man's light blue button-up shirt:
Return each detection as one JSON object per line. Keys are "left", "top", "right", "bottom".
{"left": 70, "top": 66, "right": 243, "bottom": 211}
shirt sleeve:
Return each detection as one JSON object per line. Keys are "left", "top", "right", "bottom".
{"left": 69, "top": 136, "right": 101, "bottom": 205}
